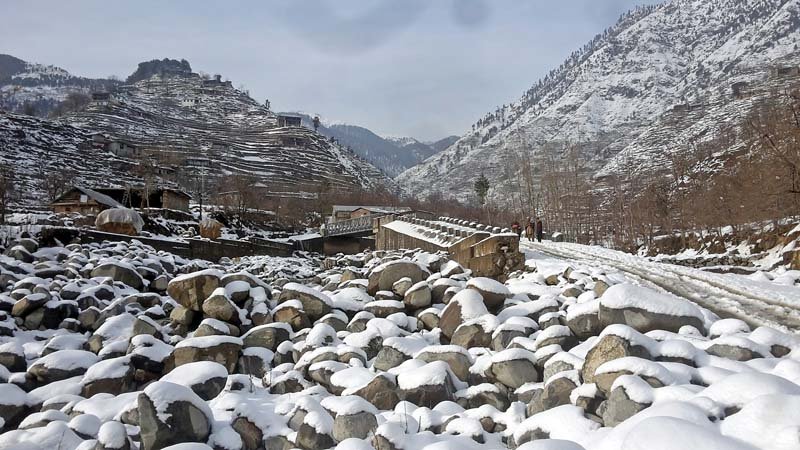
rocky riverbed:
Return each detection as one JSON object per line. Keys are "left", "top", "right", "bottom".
{"left": 0, "top": 236, "right": 798, "bottom": 450}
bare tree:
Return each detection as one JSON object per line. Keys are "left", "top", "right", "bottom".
{"left": 0, "top": 164, "right": 15, "bottom": 224}
{"left": 42, "top": 169, "right": 76, "bottom": 202}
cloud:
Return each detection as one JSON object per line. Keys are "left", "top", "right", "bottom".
{"left": 273, "top": 0, "right": 429, "bottom": 55}
{"left": 450, "top": 0, "right": 491, "bottom": 28}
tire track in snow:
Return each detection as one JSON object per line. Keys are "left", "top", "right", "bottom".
{"left": 523, "top": 242, "right": 800, "bottom": 333}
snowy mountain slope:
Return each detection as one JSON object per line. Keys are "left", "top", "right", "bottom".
{"left": 399, "top": 0, "right": 800, "bottom": 202}
{"left": 0, "top": 112, "right": 145, "bottom": 206}
{"left": 65, "top": 72, "right": 392, "bottom": 193}
{"left": 0, "top": 54, "right": 117, "bottom": 116}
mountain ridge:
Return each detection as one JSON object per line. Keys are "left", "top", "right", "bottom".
{"left": 398, "top": 0, "right": 800, "bottom": 203}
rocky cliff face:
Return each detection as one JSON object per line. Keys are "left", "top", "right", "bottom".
{"left": 399, "top": 0, "right": 800, "bottom": 203}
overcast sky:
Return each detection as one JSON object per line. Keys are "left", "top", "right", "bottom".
{"left": 3, "top": 0, "right": 660, "bottom": 141}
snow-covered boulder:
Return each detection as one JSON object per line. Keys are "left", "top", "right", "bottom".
{"left": 162, "top": 361, "right": 228, "bottom": 401}
{"left": 488, "top": 348, "right": 540, "bottom": 389}
{"left": 0, "top": 383, "right": 29, "bottom": 431}
{"left": 96, "top": 420, "right": 131, "bottom": 450}
{"left": 278, "top": 283, "right": 332, "bottom": 321}
{"left": 91, "top": 261, "right": 145, "bottom": 290}
{"left": 241, "top": 323, "right": 291, "bottom": 351}
{"left": 580, "top": 327, "right": 653, "bottom": 384}
{"left": 397, "top": 361, "right": 459, "bottom": 408}
{"left": 95, "top": 208, "right": 144, "bottom": 236}
{"left": 368, "top": 260, "right": 431, "bottom": 295}
{"left": 599, "top": 284, "right": 705, "bottom": 333}
{"left": 172, "top": 335, "right": 242, "bottom": 373}
{"left": 439, "top": 289, "right": 489, "bottom": 339}
{"left": 466, "top": 277, "right": 511, "bottom": 310}
{"left": 138, "top": 381, "right": 213, "bottom": 450}
{"left": 198, "top": 218, "right": 223, "bottom": 240}
{"left": 403, "top": 281, "right": 432, "bottom": 309}
{"left": 167, "top": 269, "right": 222, "bottom": 312}
{"left": 322, "top": 395, "right": 379, "bottom": 441}
{"left": 28, "top": 349, "right": 100, "bottom": 385}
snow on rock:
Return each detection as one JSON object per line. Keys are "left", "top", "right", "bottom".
{"left": 599, "top": 283, "right": 705, "bottom": 333}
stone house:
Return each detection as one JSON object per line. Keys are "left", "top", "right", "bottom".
{"left": 277, "top": 114, "right": 303, "bottom": 127}
{"left": 107, "top": 139, "right": 141, "bottom": 158}
{"left": 50, "top": 186, "right": 124, "bottom": 215}
{"left": 94, "top": 187, "right": 191, "bottom": 212}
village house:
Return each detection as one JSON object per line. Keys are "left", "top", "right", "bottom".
{"left": 93, "top": 187, "right": 192, "bottom": 212}
{"left": 180, "top": 97, "right": 201, "bottom": 107}
{"left": 50, "top": 186, "right": 124, "bottom": 215}
{"left": 330, "top": 205, "right": 412, "bottom": 223}
{"left": 107, "top": 139, "right": 141, "bottom": 158}
{"left": 202, "top": 74, "right": 233, "bottom": 87}
{"left": 90, "top": 92, "right": 116, "bottom": 107}
{"left": 771, "top": 66, "right": 800, "bottom": 78}
{"left": 731, "top": 81, "right": 752, "bottom": 99}
{"left": 277, "top": 114, "right": 303, "bottom": 128}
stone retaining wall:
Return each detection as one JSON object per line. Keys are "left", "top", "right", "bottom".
{"left": 39, "top": 227, "right": 294, "bottom": 261}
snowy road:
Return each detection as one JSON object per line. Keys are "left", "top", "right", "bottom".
{"left": 522, "top": 241, "right": 800, "bottom": 334}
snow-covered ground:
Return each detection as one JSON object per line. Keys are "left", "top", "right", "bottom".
{"left": 524, "top": 241, "right": 800, "bottom": 333}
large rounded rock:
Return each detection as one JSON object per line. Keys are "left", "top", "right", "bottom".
{"left": 350, "top": 374, "right": 400, "bottom": 410}
{"left": 397, "top": 361, "right": 457, "bottom": 408}
{"left": 580, "top": 332, "right": 651, "bottom": 384}
{"left": 566, "top": 300, "right": 602, "bottom": 340}
{"left": 138, "top": 381, "right": 212, "bottom": 450}
{"left": 201, "top": 289, "right": 240, "bottom": 324}
{"left": 601, "top": 376, "right": 652, "bottom": 426}
{"left": 172, "top": 335, "right": 242, "bottom": 373}
{"left": 162, "top": 361, "right": 228, "bottom": 401}
{"left": 439, "top": 289, "right": 489, "bottom": 339}
{"left": 91, "top": 262, "right": 144, "bottom": 290}
{"left": 278, "top": 283, "right": 332, "bottom": 321}
{"left": 96, "top": 420, "right": 131, "bottom": 450}
{"left": 488, "top": 349, "right": 540, "bottom": 389}
{"left": 0, "top": 383, "right": 29, "bottom": 431}
{"left": 599, "top": 283, "right": 705, "bottom": 334}
{"left": 466, "top": 277, "right": 510, "bottom": 310}
{"left": 11, "top": 292, "right": 49, "bottom": 317}
{"left": 95, "top": 208, "right": 144, "bottom": 236}
{"left": 403, "top": 281, "right": 431, "bottom": 310}
{"left": 167, "top": 269, "right": 223, "bottom": 312}
{"left": 528, "top": 372, "right": 579, "bottom": 415}
{"left": 368, "top": 260, "right": 431, "bottom": 295}
{"left": 81, "top": 355, "right": 134, "bottom": 397}
{"left": 416, "top": 345, "right": 472, "bottom": 381}
{"left": 242, "top": 323, "right": 292, "bottom": 351}
{"left": 28, "top": 349, "right": 100, "bottom": 384}
{"left": 322, "top": 395, "right": 379, "bottom": 442}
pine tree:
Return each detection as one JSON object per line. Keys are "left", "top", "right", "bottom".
{"left": 474, "top": 172, "right": 490, "bottom": 206}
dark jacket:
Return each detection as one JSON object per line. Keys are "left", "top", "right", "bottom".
{"left": 535, "top": 220, "right": 543, "bottom": 233}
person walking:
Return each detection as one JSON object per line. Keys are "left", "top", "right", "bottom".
{"left": 511, "top": 220, "right": 521, "bottom": 238}
{"left": 535, "top": 218, "right": 543, "bottom": 243}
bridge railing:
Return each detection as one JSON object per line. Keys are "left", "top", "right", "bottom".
{"left": 324, "top": 214, "right": 380, "bottom": 237}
